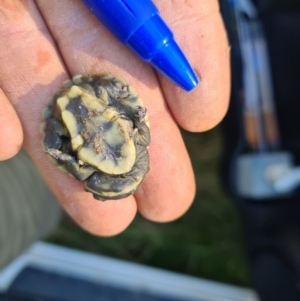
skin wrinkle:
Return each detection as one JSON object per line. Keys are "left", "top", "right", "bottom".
{"left": 156, "top": 0, "right": 220, "bottom": 17}
{"left": 0, "top": 26, "right": 61, "bottom": 92}
{"left": 169, "top": 8, "right": 223, "bottom": 33}
{"left": 35, "top": 0, "right": 117, "bottom": 62}
{"left": 0, "top": 0, "right": 27, "bottom": 21}
{"left": 0, "top": 25, "right": 68, "bottom": 140}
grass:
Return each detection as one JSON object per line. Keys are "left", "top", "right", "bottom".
{"left": 48, "top": 127, "right": 250, "bottom": 287}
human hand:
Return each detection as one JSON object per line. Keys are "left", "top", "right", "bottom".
{"left": 0, "top": 0, "right": 230, "bottom": 235}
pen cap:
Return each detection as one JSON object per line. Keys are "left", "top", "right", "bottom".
{"left": 82, "top": 0, "right": 158, "bottom": 43}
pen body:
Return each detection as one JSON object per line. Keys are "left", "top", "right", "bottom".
{"left": 82, "top": 0, "right": 198, "bottom": 91}
{"left": 82, "top": 0, "right": 159, "bottom": 43}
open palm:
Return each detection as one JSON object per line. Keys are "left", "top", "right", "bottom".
{"left": 0, "top": 0, "right": 230, "bottom": 236}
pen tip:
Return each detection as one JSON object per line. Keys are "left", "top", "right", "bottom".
{"left": 151, "top": 42, "right": 199, "bottom": 91}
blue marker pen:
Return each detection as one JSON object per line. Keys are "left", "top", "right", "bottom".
{"left": 82, "top": 0, "right": 198, "bottom": 91}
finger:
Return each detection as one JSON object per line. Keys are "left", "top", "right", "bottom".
{"left": 0, "top": 0, "right": 137, "bottom": 236}
{"left": 154, "top": 0, "right": 230, "bottom": 132}
{"left": 0, "top": 88, "right": 23, "bottom": 160}
{"left": 35, "top": 0, "right": 195, "bottom": 221}
{"left": 136, "top": 117, "right": 195, "bottom": 222}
